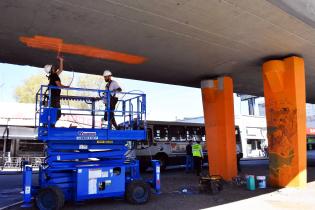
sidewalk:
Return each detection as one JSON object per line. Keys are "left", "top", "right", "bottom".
{"left": 202, "top": 182, "right": 315, "bottom": 210}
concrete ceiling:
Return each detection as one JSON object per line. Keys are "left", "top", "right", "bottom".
{"left": 2, "top": 0, "right": 315, "bottom": 101}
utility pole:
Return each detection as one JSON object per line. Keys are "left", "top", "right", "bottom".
{"left": 2, "top": 118, "right": 9, "bottom": 163}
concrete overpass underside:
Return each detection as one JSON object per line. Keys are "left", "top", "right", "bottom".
{"left": 1, "top": 0, "right": 315, "bottom": 101}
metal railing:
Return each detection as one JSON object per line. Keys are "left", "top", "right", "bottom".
{"left": 0, "top": 156, "right": 45, "bottom": 169}
{"left": 35, "top": 85, "right": 147, "bottom": 130}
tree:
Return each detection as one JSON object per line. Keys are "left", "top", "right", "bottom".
{"left": 15, "top": 73, "right": 71, "bottom": 103}
{"left": 15, "top": 72, "right": 104, "bottom": 107}
{"left": 15, "top": 74, "right": 47, "bottom": 103}
{"left": 15, "top": 72, "right": 108, "bottom": 126}
{"left": 76, "top": 74, "right": 104, "bottom": 90}
{"left": 66, "top": 74, "right": 104, "bottom": 109}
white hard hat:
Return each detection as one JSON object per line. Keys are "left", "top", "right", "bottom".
{"left": 103, "top": 70, "right": 112, "bottom": 77}
{"left": 44, "top": 64, "right": 52, "bottom": 74}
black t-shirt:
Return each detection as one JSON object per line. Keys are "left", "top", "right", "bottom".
{"left": 186, "top": 144, "right": 192, "bottom": 155}
{"left": 48, "top": 73, "right": 61, "bottom": 99}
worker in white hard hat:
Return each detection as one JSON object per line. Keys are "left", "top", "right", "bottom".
{"left": 103, "top": 70, "right": 122, "bottom": 129}
{"left": 45, "top": 56, "right": 69, "bottom": 127}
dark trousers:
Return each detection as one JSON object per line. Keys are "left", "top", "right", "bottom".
{"left": 104, "top": 97, "right": 118, "bottom": 129}
{"left": 237, "top": 153, "right": 243, "bottom": 173}
{"left": 193, "top": 156, "right": 202, "bottom": 176}
{"left": 185, "top": 155, "right": 194, "bottom": 172}
{"left": 237, "top": 156, "right": 241, "bottom": 173}
{"left": 50, "top": 97, "right": 61, "bottom": 127}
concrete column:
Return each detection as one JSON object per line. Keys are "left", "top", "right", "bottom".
{"left": 201, "top": 76, "right": 237, "bottom": 180}
{"left": 262, "top": 56, "right": 306, "bottom": 187}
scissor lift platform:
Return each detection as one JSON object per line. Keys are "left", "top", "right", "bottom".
{"left": 22, "top": 86, "right": 160, "bottom": 209}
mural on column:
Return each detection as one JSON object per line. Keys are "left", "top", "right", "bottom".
{"left": 267, "top": 99, "right": 297, "bottom": 180}
{"left": 263, "top": 56, "right": 306, "bottom": 187}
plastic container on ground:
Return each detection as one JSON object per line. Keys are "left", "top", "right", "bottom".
{"left": 256, "top": 176, "right": 267, "bottom": 189}
{"left": 246, "top": 175, "right": 256, "bottom": 191}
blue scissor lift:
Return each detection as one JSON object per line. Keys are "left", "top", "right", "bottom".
{"left": 22, "top": 86, "right": 160, "bottom": 209}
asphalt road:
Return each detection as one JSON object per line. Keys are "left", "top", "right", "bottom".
{"left": 0, "top": 174, "right": 23, "bottom": 209}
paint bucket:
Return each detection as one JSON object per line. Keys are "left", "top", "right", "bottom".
{"left": 246, "top": 175, "right": 256, "bottom": 191}
{"left": 256, "top": 176, "right": 266, "bottom": 189}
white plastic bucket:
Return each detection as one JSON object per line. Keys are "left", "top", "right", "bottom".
{"left": 256, "top": 176, "right": 266, "bottom": 189}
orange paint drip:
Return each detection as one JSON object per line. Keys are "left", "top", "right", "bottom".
{"left": 20, "top": 35, "right": 146, "bottom": 64}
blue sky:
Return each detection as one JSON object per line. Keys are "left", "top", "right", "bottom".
{"left": 0, "top": 63, "right": 204, "bottom": 121}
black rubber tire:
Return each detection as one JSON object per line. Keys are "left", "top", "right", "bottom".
{"left": 126, "top": 180, "right": 151, "bottom": 204}
{"left": 155, "top": 154, "right": 167, "bottom": 171}
{"left": 36, "top": 186, "right": 65, "bottom": 210}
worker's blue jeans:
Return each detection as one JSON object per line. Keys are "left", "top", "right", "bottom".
{"left": 185, "top": 155, "right": 194, "bottom": 172}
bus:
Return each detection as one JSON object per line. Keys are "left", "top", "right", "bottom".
{"left": 136, "top": 121, "right": 241, "bottom": 171}
{"left": 0, "top": 121, "right": 241, "bottom": 171}
{"left": 307, "top": 128, "right": 315, "bottom": 151}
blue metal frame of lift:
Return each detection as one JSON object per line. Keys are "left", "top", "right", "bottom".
{"left": 22, "top": 85, "right": 160, "bottom": 207}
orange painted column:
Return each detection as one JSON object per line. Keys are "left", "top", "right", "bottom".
{"left": 201, "top": 76, "right": 237, "bottom": 181}
{"left": 263, "top": 56, "right": 306, "bottom": 187}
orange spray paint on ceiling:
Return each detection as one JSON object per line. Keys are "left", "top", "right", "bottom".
{"left": 19, "top": 35, "right": 147, "bottom": 64}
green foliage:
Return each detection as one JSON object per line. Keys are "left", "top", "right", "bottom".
{"left": 15, "top": 72, "right": 105, "bottom": 105}
{"left": 77, "top": 74, "right": 104, "bottom": 90}
{"left": 14, "top": 71, "right": 106, "bottom": 118}
{"left": 15, "top": 73, "right": 72, "bottom": 103}
{"left": 67, "top": 74, "right": 104, "bottom": 109}
{"left": 15, "top": 74, "right": 47, "bottom": 103}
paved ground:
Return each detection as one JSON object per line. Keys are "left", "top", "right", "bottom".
{"left": 0, "top": 174, "right": 21, "bottom": 208}
{"left": 2, "top": 160, "right": 315, "bottom": 210}
{"left": 0, "top": 173, "right": 38, "bottom": 209}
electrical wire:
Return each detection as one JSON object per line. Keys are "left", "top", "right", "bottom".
{"left": 59, "top": 119, "right": 94, "bottom": 127}
{"left": 60, "top": 57, "right": 82, "bottom": 127}
{"left": 49, "top": 59, "right": 146, "bottom": 129}
{"left": 46, "top": 64, "right": 151, "bottom": 161}
{"left": 68, "top": 70, "right": 75, "bottom": 87}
